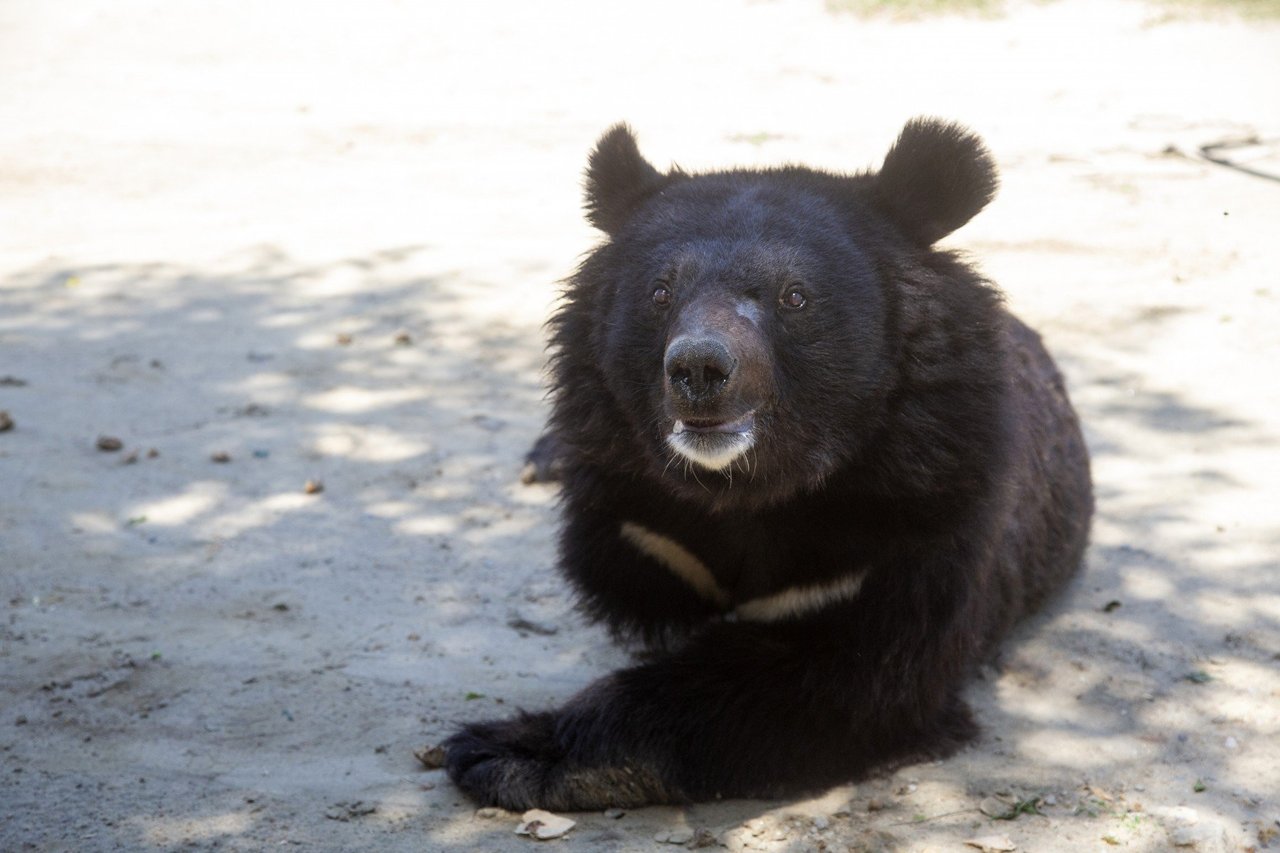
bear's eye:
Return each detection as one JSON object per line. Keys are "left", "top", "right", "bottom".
{"left": 652, "top": 284, "right": 672, "bottom": 307}
{"left": 780, "top": 286, "right": 807, "bottom": 310}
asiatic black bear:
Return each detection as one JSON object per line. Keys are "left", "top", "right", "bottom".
{"left": 444, "top": 118, "right": 1093, "bottom": 810}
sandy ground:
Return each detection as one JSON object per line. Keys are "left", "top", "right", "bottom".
{"left": 2, "top": 1, "right": 1279, "bottom": 850}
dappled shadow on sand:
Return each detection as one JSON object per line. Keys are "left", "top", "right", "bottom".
{"left": 2, "top": 250, "right": 1276, "bottom": 850}
{"left": 0, "top": 246, "right": 605, "bottom": 849}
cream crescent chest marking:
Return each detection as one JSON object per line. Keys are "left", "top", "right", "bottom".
{"left": 619, "top": 522, "right": 729, "bottom": 607}
{"left": 732, "top": 571, "right": 868, "bottom": 623}
{"left": 618, "top": 522, "right": 868, "bottom": 622}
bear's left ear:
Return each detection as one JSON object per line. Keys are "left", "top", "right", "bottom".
{"left": 584, "top": 124, "right": 665, "bottom": 235}
{"left": 872, "top": 118, "right": 998, "bottom": 246}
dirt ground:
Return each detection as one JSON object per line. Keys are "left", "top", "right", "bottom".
{"left": 2, "top": 1, "right": 1278, "bottom": 850}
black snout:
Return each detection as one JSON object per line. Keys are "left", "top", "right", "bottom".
{"left": 665, "top": 337, "right": 735, "bottom": 404}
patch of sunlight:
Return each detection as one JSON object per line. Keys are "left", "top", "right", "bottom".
{"left": 304, "top": 385, "right": 426, "bottom": 414}
{"left": 997, "top": 688, "right": 1100, "bottom": 727}
{"left": 197, "top": 491, "right": 315, "bottom": 538}
{"left": 1216, "top": 660, "right": 1280, "bottom": 724}
{"left": 1020, "top": 730, "right": 1153, "bottom": 767}
{"left": 234, "top": 371, "right": 294, "bottom": 396}
{"left": 363, "top": 500, "right": 419, "bottom": 519}
{"left": 259, "top": 310, "right": 319, "bottom": 329}
{"left": 461, "top": 514, "right": 538, "bottom": 543}
{"left": 1120, "top": 565, "right": 1177, "bottom": 601}
{"left": 304, "top": 265, "right": 368, "bottom": 298}
{"left": 128, "top": 481, "right": 226, "bottom": 527}
{"left": 312, "top": 423, "right": 430, "bottom": 461}
{"left": 137, "top": 811, "right": 251, "bottom": 845}
{"left": 394, "top": 514, "right": 458, "bottom": 536}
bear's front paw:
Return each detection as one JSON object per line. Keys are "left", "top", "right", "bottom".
{"left": 443, "top": 713, "right": 561, "bottom": 810}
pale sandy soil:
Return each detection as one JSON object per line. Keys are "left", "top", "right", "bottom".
{"left": 1, "top": 1, "right": 1278, "bottom": 850}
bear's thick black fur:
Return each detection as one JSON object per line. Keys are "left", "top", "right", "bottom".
{"left": 444, "top": 118, "right": 1093, "bottom": 810}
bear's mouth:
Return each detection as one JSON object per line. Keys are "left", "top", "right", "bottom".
{"left": 672, "top": 411, "right": 756, "bottom": 436}
{"left": 666, "top": 410, "right": 757, "bottom": 471}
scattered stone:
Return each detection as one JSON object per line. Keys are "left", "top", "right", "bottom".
{"left": 121, "top": 450, "right": 139, "bottom": 464}
{"left": 324, "top": 800, "right": 376, "bottom": 821}
{"left": 655, "top": 827, "right": 695, "bottom": 844}
{"left": 0, "top": 376, "right": 27, "bottom": 387}
{"left": 603, "top": 808, "right": 626, "bottom": 819}
{"left": 813, "top": 815, "right": 830, "bottom": 830}
{"left": 210, "top": 451, "right": 231, "bottom": 463}
{"left": 146, "top": 448, "right": 159, "bottom": 458}
{"left": 476, "top": 807, "right": 505, "bottom": 819}
{"left": 413, "top": 744, "right": 446, "bottom": 769}
{"left": 394, "top": 331, "right": 413, "bottom": 346}
{"left": 0, "top": 411, "right": 13, "bottom": 432}
{"left": 304, "top": 479, "right": 324, "bottom": 494}
{"left": 96, "top": 436, "right": 123, "bottom": 452}
{"left": 1170, "top": 822, "right": 1229, "bottom": 850}
{"left": 336, "top": 333, "right": 353, "bottom": 346}
{"left": 515, "top": 809, "right": 575, "bottom": 840}
{"left": 980, "top": 796, "right": 1017, "bottom": 819}
{"left": 1224, "top": 736, "right": 1239, "bottom": 749}
{"left": 14, "top": 715, "right": 27, "bottom": 726}
{"left": 690, "top": 827, "right": 718, "bottom": 848}
{"left": 867, "top": 798, "right": 887, "bottom": 812}
{"left": 965, "top": 836, "right": 1017, "bottom": 852}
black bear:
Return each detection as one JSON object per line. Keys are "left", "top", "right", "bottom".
{"left": 444, "top": 118, "right": 1093, "bottom": 811}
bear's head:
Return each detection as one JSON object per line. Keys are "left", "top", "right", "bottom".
{"left": 553, "top": 118, "right": 1001, "bottom": 510}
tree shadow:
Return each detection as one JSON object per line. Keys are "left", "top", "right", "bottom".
{"left": 3, "top": 251, "right": 1276, "bottom": 851}
{"left": 0, "top": 246, "right": 623, "bottom": 850}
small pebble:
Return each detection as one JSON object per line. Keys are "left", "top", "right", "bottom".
{"left": 980, "top": 797, "right": 1016, "bottom": 819}
{"left": 304, "top": 479, "right": 324, "bottom": 495}
{"left": 867, "top": 798, "right": 886, "bottom": 812}
{"left": 96, "top": 435, "right": 123, "bottom": 452}
{"left": 147, "top": 448, "right": 160, "bottom": 458}
{"left": 476, "top": 807, "right": 503, "bottom": 819}
{"left": 1224, "top": 736, "right": 1239, "bottom": 749}
{"left": 210, "top": 451, "right": 231, "bottom": 463}
{"left": 0, "top": 411, "right": 13, "bottom": 432}
{"left": 394, "top": 332, "right": 413, "bottom": 346}
{"left": 603, "top": 808, "right": 626, "bottom": 819}
{"left": 690, "top": 828, "right": 718, "bottom": 848}
{"left": 412, "top": 745, "right": 446, "bottom": 769}
{"left": 654, "top": 827, "right": 695, "bottom": 844}
{"left": 336, "top": 333, "right": 353, "bottom": 345}
{"left": 813, "top": 815, "right": 830, "bottom": 830}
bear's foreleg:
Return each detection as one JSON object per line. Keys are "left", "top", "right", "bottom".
{"left": 443, "top": 617, "right": 975, "bottom": 810}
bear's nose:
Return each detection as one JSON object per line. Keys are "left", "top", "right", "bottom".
{"left": 665, "top": 337, "right": 735, "bottom": 404}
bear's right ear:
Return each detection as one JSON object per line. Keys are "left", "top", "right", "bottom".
{"left": 584, "top": 124, "right": 664, "bottom": 235}
{"left": 872, "top": 118, "right": 998, "bottom": 246}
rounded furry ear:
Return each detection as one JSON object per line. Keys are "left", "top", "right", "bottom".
{"left": 874, "top": 118, "right": 998, "bottom": 245}
{"left": 584, "top": 124, "right": 664, "bottom": 234}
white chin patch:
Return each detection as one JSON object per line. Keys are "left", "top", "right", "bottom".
{"left": 666, "top": 430, "right": 755, "bottom": 471}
